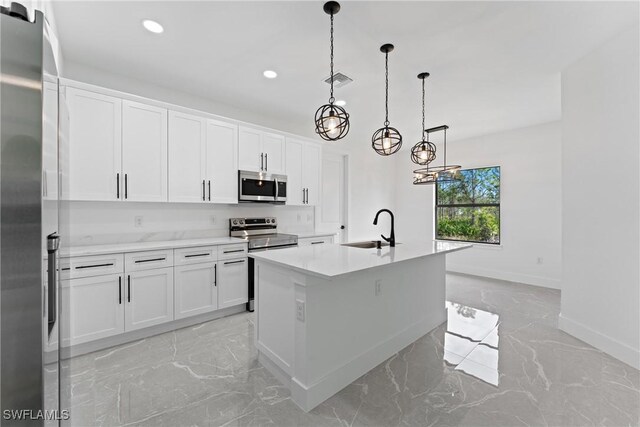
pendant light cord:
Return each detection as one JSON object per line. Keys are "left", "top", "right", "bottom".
{"left": 421, "top": 77, "right": 426, "bottom": 142}
{"left": 384, "top": 51, "right": 389, "bottom": 126}
{"left": 329, "top": 12, "right": 335, "bottom": 104}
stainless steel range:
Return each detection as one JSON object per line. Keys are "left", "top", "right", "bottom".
{"left": 229, "top": 217, "right": 298, "bottom": 311}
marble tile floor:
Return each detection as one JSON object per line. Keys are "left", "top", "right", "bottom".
{"left": 61, "top": 273, "right": 640, "bottom": 426}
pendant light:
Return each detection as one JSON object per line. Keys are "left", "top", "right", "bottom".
{"left": 372, "top": 44, "right": 402, "bottom": 156}
{"left": 413, "top": 125, "right": 461, "bottom": 185}
{"left": 315, "top": 1, "right": 350, "bottom": 141}
{"left": 410, "top": 73, "right": 437, "bottom": 165}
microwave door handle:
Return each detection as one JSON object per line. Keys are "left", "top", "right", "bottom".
{"left": 274, "top": 178, "right": 279, "bottom": 200}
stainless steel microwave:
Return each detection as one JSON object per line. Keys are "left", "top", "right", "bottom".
{"left": 238, "top": 170, "right": 287, "bottom": 204}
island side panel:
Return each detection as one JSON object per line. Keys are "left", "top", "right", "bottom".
{"left": 254, "top": 261, "right": 298, "bottom": 377}
{"left": 295, "top": 253, "right": 447, "bottom": 411}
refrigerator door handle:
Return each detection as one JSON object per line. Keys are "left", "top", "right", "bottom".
{"left": 46, "top": 232, "right": 60, "bottom": 337}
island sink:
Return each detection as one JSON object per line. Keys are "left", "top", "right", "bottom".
{"left": 341, "top": 240, "right": 393, "bottom": 249}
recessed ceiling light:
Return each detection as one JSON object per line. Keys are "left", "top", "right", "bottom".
{"left": 263, "top": 70, "right": 278, "bottom": 79}
{"left": 335, "top": 99, "right": 347, "bottom": 107}
{"left": 142, "top": 19, "right": 164, "bottom": 34}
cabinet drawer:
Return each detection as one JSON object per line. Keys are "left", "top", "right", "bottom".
{"left": 218, "top": 243, "right": 248, "bottom": 260}
{"left": 174, "top": 246, "right": 217, "bottom": 266}
{"left": 125, "top": 250, "right": 173, "bottom": 272}
{"left": 298, "top": 236, "right": 334, "bottom": 247}
{"left": 64, "top": 253, "right": 124, "bottom": 279}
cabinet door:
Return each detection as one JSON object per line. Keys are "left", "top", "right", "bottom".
{"left": 60, "top": 274, "right": 124, "bottom": 347}
{"left": 43, "top": 81, "right": 58, "bottom": 200}
{"left": 262, "top": 132, "right": 286, "bottom": 174}
{"left": 122, "top": 100, "right": 168, "bottom": 202}
{"left": 285, "top": 139, "right": 304, "bottom": 205}
{"left": 303, "top": 143, "right": 321, "bottom": 205}
{"left": 125, "top": 267, "right": 174, "bottom": 331}
{"left": 174, "top": 263, "right": 217, "bottom": 319}
{"left": 218, "top": 258, "right": 248, "bottom": 309}
{"left": 238, "top": 127, "right": 262, "bottom": 172}
{"left": 168, "top": 111, "right": 206, "bottom": 202}
{"left": 207, "top": 119, "right": 238, "bottom": 203}
{"left": 65, "top": 87, "right": 122, "bottom": 201}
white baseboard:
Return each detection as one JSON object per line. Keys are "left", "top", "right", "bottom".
{"left": 559, "top": 314, "right": 640, "bottom": 370}
{"left": 260, "top": 309, "right": 446, "bottom": 412}
{"left": 447, "top": 263, "right": 561, "bottom": 289}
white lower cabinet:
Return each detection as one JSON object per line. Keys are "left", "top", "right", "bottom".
{"left": 174, "top": 262, "right": 218, "bottom": 319}
{"left": 125, "top": 267, "right": 174, "bottom": 331}
{"left": 218, "top": 258, "right": 248, "bottom": 309}
{"left": 61, "top": 274, "right": 125, "bottom": 347}
{"left": 62, "top": 242, "right": 248, "bottom": 348}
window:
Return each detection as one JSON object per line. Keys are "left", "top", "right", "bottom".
{"left": 436, "top": 166, "right": 500, "bottom": 244}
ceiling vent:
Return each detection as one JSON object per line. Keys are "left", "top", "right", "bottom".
{"left": 324, "top": 72, "right": 353, "bottom": 88}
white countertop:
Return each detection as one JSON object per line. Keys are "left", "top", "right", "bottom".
{"left": 250, "top": 240, "right": 472, "bottom": 279}
{"left": 63, "top": 237, "right": 245, "bottom": 257}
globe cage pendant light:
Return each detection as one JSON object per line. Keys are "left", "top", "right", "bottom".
{"left": 372, "top": 44, "right": 402, "bottom": 156}
{"left": 413, "top": 125, "right": 461, "bottom": 185}
{"left": 314, "top": 1, "right": 350, "bottom": 142}
{"left": 410, "top": 73, "right": 437, "bottom": 165}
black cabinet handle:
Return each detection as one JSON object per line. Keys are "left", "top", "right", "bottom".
{"left": 185, "top": 253, "right": 210, "bottom": 258}
{"left": 311, "top": 241, "right": 324, "bottom": 245}
{"left": 124, "top": 174, "right": 128, "bottom": 199}
{"left": 202, "top": 180, "right": 205, "bottom": 201}
{"left": 118, "top": 276, "right": 122, "bottom": 304}
{"left": 75, "top": 263, "right": 114, "bottom": 270}
{"left": 265, "top": 153, "right": 268, "bottom": 171}
{"left": 224, "top": 259, "right": 246, "bottom": 265}
{"left": 214, "top": 264, "right": 217, "bottom": 286}
{"left": 260, "top": 153, "right": 264, "bottom": 171}
{"left": 208, "top": 180, "right": 211, "bottom": 201}
{"left": 223, "top": 249, "right": 245, "bottom": 254}
{"left": 127, "top": 275, "right": 131, "bottom": 302}
{"left": 134, "top": 257, "right": 166, "bottom": 264}
{"left": 117, "top": 173, "right": 120, "bottom": 199}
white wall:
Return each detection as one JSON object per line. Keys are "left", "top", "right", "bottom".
{"left": 394, "top": 121, "right": 563, "bottom": 289}
{"left": 560, "top": 25, "right": 639, "bottom": 369}
{"left": 62, "top": 201, "right": 315, "bottom": 247}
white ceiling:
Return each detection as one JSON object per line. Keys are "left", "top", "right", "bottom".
{"left": 52, "top": 1, "right": 638, "bottom": 145}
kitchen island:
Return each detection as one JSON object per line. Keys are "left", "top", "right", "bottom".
{"left": 250, "top": 240, "right": 471, "bottom": 411}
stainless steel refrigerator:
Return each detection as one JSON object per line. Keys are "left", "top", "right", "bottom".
{"left": 1, "top": 2, "right": 62, "bottom": 424}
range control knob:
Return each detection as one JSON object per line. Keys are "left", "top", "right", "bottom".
{"left": 233, "top": 220, "right": 238, "bottom": 225}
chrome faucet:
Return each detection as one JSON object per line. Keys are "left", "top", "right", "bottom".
{"left": 373, "top": 209, "right": 395, "bottom": 247}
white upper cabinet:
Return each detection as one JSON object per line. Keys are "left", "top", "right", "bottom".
{"left": 285, "top": 138, "right": 304, "bottom": 205}
{"left": 262, "top": 132, "right": 286, "bottom": 174}
{"left": 285, "top": 138, "right": 321, "bottom": 206}
{"left": 303, "top": 143, "right": 321, "bottom": 205}
{"left": 238, "top": 126, "right": 285, "bottom": 174}
{"left": 122, "top": 100, "right": 168, "bottom": 202}
{"left": 168, "top": 111, "right": 206, "bottom": 202}
{"left": 43, "top": 81, "right": 58, "bottom": 200}
{"left": 65, "top": 87, "right": 122, "bottom": 201}
{"left": 206, "top": 119, "right": 238, "bottom": 203}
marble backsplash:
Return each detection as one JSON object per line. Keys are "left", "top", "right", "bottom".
{"left": 58, "top": 201, "right": 316, "bottom": 247}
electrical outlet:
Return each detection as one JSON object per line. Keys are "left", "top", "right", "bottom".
{"left": 375, "top": 280, "right": 382, "bottom": 296}
{"left": 134, "top": 216, "right": 143, "bottom": 228}
{"left": 296, "top": 299, "right": 305, "bottom": 322}
{"left": 537, "top": 257, "right": 543, "bottom": 265}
